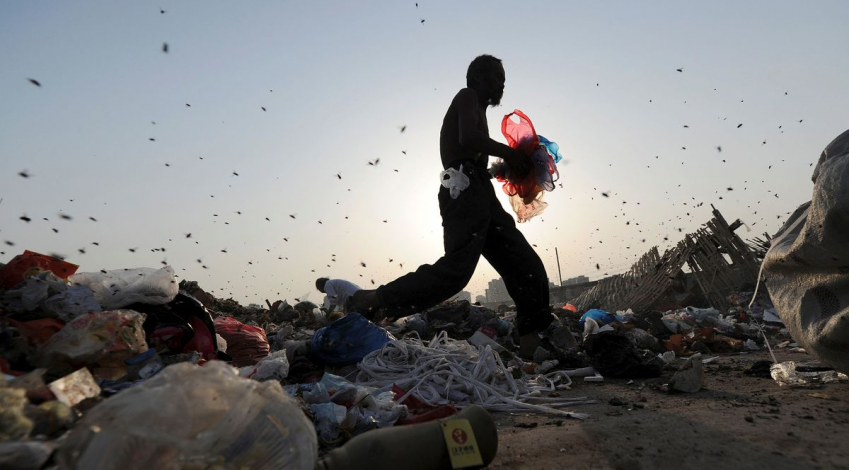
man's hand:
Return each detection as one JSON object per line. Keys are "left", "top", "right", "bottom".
{"left": 504, "top": 148, "right": 531, "bottom": 177}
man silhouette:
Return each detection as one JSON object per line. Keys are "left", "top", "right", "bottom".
{"left": 351, "top": 54, "right": 552, "bottom": 358}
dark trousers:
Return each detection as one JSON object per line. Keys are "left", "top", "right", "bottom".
{"left": 376, "top": 163, "right": 553, "bottom": 336}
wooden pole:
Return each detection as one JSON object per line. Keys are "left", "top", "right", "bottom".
{"left": 555, "top": 247, "right": 563, "bottom": 287}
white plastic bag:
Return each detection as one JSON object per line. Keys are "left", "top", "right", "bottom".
{"left": 2, "top": 272, "right": 100, "bottom": 321}
{"left": 215, "top": 333, "right": 228, "bottom": 353}
{"left": 658, "top": 351, "right": 676, "bottom": 364}
{"left": 770, "top": 361, "right": 848, "bottom": 388}
{"left": 3, "top": 271, "right": 69, "bottom": 311}
{"left": 251, "top": 350, "right": 290, "bottom": 381}
{"left": 440, "top": 165, "right": 470, "bottom": 199}
{"left": 56, "top": 361, "right": 317, "bottom": 470}
{"left": 70, "top": 266, "right": 178, "bottom": 310}
{"left": 310, "top": 403, "right": 348, "bottom": 442}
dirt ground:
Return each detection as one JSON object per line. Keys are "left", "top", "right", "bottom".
{"left": 490, "top": 350, "right": 849, "bottom": 470}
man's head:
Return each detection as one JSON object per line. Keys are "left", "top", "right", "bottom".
{"left": 466, "top": 54, "right": 505, "bottom": 107}
{"left": 315, "top": 277, "right": 329, "bottom": 293}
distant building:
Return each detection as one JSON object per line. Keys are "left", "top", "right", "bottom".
{"left": 450, "top": 290, "right": 472, "bottom": 303}
{"left": 562, "top": 275, "right": 589, "bottom": 286}
{"left": 475, "top": 295, "right": 487, "bottom": 304}
{"left": 485, "top": 278, "right": 512, "bottom": 303}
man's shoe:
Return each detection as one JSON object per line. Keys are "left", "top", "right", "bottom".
{"left": 518, "top": 332, "right": 541, "bottom": 361}
{"left": 347, "top": 290, "right": 382, "bottom": 319}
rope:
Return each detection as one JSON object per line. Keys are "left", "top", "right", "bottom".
{"left": 355, "top": 331, "right": 595, "bottom": 420}
{"left": 748, "top": 241, "right": 779, "bottom": 364}
{"left": 748, "top": 208, "right": 813, "bottom": 364}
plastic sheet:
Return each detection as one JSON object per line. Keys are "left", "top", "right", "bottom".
{"left": 56, "top": 361, "right": 317, "bottom": 470}
{"left": 69, "top": 266, "right": 178, "bottom": 310}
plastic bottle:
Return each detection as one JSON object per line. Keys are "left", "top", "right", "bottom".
{"left": 316, "top": 405, "right": 497, "bottom": 470}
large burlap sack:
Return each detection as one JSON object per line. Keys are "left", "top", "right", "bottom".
{"left": 763, "top": 129, "right": 849, "bottom": 374}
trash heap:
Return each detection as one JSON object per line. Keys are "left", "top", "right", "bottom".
{"left": 3, "top": 249, "right": 846, "bottom": 469}
{"left": 0, "top": 251, "right": 321, "bottom": 469}
{"left": 0, "top": 250, "right": 594, "bottom": 468}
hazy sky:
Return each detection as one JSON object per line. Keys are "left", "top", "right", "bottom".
{"left": 2, "top": 1, "right": 848, "bottom": 305}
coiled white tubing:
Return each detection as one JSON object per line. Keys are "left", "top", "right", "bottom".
{"left": 355, "top": 331, "right": 595, "bottom": 420}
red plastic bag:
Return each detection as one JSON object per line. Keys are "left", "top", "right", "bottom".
{"left": 0, "top": 250, "right": 79, "bottom": 289}
{"left": 214, "top": 316, "right": 269, "bottom": 367}
{"left": 497, "top": 110, "right": 560, "bottom": 200}
{"left": 6, "top": 318, "right": 65, "bottom": 346}
{"left": 497, "top": 110, "right": 540, "bottom": 199}
{"left": 501, "top": 109, "right": 539, "bottom": 155}
{"left": 495, "top": 109, "right": 563, "bottom": 222}
{"left": 396, "top": 405, "right": 458, "bottom": 426}
{"left": 392, "top": 384, "right": 458, "bottom": 425}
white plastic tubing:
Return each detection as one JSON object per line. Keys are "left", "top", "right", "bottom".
{"left": 355, "top": 332, "right": 595, "bottom": 420}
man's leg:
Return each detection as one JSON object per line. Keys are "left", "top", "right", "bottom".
{"left": 371, "top": 168, "right": 492, "bottom": 315}
{"left": 481, "top": 193, "right": 553, "bottom": 337}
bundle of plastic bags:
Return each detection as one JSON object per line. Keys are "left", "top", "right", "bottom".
{"left": 492, "top": 109, "right": 563, "bottom": 222}
{"left": 56, "top": 361, "right": 317, "bottom": 470}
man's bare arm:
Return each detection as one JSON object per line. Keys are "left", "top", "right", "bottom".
{"left": 456, "top": 89, "right": 529, "bottom": 174}
{"left": 456, "top": 89, "right": 515, "bottom": 159}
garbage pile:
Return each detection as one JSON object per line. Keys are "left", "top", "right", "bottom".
{"left": 0, "top": 250, "right": 586, "bottom": 468}
{"left": 4, "top": 249, "right": 847, "bottom": 469}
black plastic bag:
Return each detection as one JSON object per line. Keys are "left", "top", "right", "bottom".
{"left": 583, "top": 331, "right": 664, "bottom": 378}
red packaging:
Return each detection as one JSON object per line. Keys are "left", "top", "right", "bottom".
{"left": 0, "top": 250, "right": 79, "bottom": 288}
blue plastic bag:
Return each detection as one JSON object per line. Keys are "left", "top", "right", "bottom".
{"left": 578, "top": 309, "right": 623, "bottom": 328}
{"left": 538, "top": 135, "right": 563, "bottom": 164}
{"left": 310, "top": 313, "right": 393, "bottom": 365}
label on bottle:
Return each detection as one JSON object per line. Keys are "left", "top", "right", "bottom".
{"left": 442, "top": 418, "right": 484, "bottom": 468}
